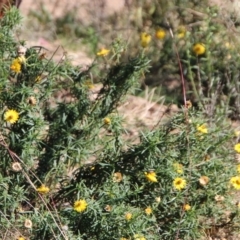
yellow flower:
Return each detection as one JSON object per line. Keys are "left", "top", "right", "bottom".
{"left": 24, "top": 219, "right": 32, "bottom": 228}
{"left": 234, "top": 143, "right": 240, "bottom": 153}
{"left": 145, "top": 171, "right": 157, "bottom": 182}
{"left": 173, "top": 163, "right": 184, "bottom": 174}
{"left": 17, "top": 237, "right": 25, "bottom": 240}
{"left": 4, "top": 109, "right": 19, "bottom": 124}
{"left": 183, "top": 204, "right": 191, "bottom": 211}
{"left": 230, "top": 176, "right": 237, "bottom": 185}
{"left": 155, "top": 196, "right": 161, "bottom": 203}
{"left": 145, "top": 206, "right": 152, "bottom": 215}
{"left": 199, "top": 176, "right": 209, "bottom": 186}
{"left": 155, "top": 29, "right": 166, "bottom": 40}
{"left": 193, "top": 43, "right": 206, "bottom": 56}
{"left": 104, "top": 117, "right": 111, "bottom": 125}
{"left": 230, "top": 176, "right": 240, "bottom": 190}
{"left": 120, "top": 238, "right": 127, "bottom": 240}
{"left": 177, "top": 26, "right": 186, "bottom": 38}
{"left": 10, "top": 58, "right": 22, "bottom": 73}
{"left": 134, "top": 234, "right": 146, "bottom": 240}
{"left": 36, "top": 184, "right": 50, "bottom": 194}
{"left": 73, "top": 199, "right": 88, "bottom": 212}
{"left": 173, "top": 177, "right": 186, "bottom": 190}
{"left": 113, "top": 172, "right": 123, "bottom": 182}
{"left": 140, "top": 32, "right": 151, "bottom": 48}
{"left": 125, "top": 212, "right": 132, "bottom": 221}
{"left": 97, "top": 48, "right": 110, "bottom": 57}
{"left": 197, "top": 124, "right": 208, "bottom": 134}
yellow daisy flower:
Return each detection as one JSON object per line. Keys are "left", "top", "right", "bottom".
{"left": 173, "top": 177, "right": 186, "bottom": 190}
{"left": 4, "top": 109, "right": 19, "bottom": 124}
{"left": 140, "top": 32, "right": 151, "bottom": 48}
{"left": 193, "top": 43, "right": 206, "bottom": 56}
{"left": 10, "top": 58, "right": 22, "bottom": 73}
{"left": 134, "top": 234, "right": 146, "bottom": 240}
{"left": 73, "top": 199, "right": 88, "bottom": 212}
{"left": 145, "top": 206, "right": 152, "bottom": 215}
{"left": 183, "top": 204, "right": 191, "bottom": 211}
{"left": 17, "top": 237, "right": 25, "bottom": 240}
{"left": 155, "top": 28, "right": 166, "bottom": 40}
{"left": 104, "top": 117, "right": 111, "bottom": 125}
{"left": 197, "top": 124, "right": 208, "bottom": 134}
{"left": 145, "top": 171, "right": 158, "bottom": 182}
{"left": 230, "top": 176, "right": 240, "bottom": 190}
{"left": 36, "top": 184, "right": 50, "bottom": 194}
{"left": 234, "top": 143, "right": 240, "bottom": 153}
{"left": 97, "top": 48, "right": 110, "bottom": 57}
{"left": 125, "top": 212, "right": 132, "bottom": 221}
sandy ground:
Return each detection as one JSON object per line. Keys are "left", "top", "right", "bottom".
{"left": 19, "top": 0, "right": 126, "bottom": 19}
{"left": 18, "top": 0, "right": 126, "bottom": 66}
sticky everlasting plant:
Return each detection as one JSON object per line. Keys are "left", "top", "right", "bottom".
{"left": 0, "top": 6, "right": 240, "bottom": 240}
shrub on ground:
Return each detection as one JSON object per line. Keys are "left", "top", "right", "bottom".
{"left": 0, "top": 6, "right": 240, "bottom": 240}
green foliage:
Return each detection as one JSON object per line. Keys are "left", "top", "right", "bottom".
{"left": 134, "top": 1, "right": 240, "bottom": 117}
{"left": 0, "top": 5, "right": 240, "bottom": 240}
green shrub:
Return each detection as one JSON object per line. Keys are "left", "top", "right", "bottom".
{"left": 0, "top": 6, "right": 240, "bottom": 240}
